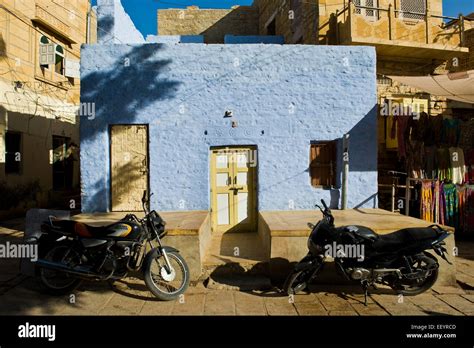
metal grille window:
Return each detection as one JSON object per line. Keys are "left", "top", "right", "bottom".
{"left": 310, "top": 141, "right": 337, "bottom": 188}
{"left": 399, "top": 0, "right": 426, "bottom": 20}
{"left": 354, "top": 0, "right": 378, "bottom": 21}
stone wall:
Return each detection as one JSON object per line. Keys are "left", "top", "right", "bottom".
{"left": 157, "top": 6, "right": 259, "bottom": 43}
{"left": 255, "top": 0, "right": 319, "bottom": 44}
{"left": 0, "top": 0, "right": 95, "bottom": 200}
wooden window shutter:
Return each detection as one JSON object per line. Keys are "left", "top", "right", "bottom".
{"left": 310, "top": 141, "right": 336, "bottom": 187}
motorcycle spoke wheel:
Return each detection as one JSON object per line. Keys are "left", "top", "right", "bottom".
{"left": 284, "top": 270, "right": 310, "bottom": 295}
{"left": 40, "top": 246, "right": 81, "bottom": 290}
{"left": 392, "top": 254, "right": 439, "bottom": 295}
{"left": 148, "top": 252, "right": 187, "bottom": 296}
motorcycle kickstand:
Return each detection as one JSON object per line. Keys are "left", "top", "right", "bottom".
{"left": 361, "top": 281, "right": 369, "bottom": 306}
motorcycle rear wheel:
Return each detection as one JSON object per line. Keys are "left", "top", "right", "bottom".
{"left": 390, "top": 252, "right": 439, "bottom": 296}
{"left": 38, "top": 245, "right": 83, "bottom": 295}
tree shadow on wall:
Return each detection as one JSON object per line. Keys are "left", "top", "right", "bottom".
{"left": 80, "top": 44, "right": 181, "bottom": 211}
{"left": 83, "top": 158, "right": 149, "bottom": 213}
{"left": 97, "top": 15, "right": 114, "bottom": 44}
{"left": 80, "top": 44, "right": 182, "bottom": 142}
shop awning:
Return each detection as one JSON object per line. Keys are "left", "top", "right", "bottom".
{"left": 389, "top": 70, "right": 474, "bottom": 104}
{"left": 0, "top": 78, "right": 78, "bottom": 122}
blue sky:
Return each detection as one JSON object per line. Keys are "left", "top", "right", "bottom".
{"left": 91, "top": 0, "right": 474, "bottom": 37}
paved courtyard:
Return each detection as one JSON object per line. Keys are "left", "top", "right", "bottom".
{"left": 1, "top": 218, "right": 474, "bottom": 316}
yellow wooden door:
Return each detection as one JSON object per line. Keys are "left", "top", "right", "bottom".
{"left": 211, "top": 147, "right": 257, "bottom": 233}
{"left": 111, "top": 125, "right": 148, "bottom": 211}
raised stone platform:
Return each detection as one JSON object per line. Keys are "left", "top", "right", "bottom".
{"left": 258, "top": 209, "right": 456, "bottom": 287}
{"left": 68, "top": 209, "right": 457, "bottom": 287}
{"left": 73, "top": 211, "right": 211, "bottom": 281}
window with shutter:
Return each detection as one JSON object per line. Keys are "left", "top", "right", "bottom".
{"left": 39, "top": 36, "right": 55, "bottom": 67}
{"left": 310, "top": 141, "right": 337, "bottom": 188}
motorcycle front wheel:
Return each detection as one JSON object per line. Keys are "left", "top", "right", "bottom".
{"left": 143, "top": 249, "right": 190, "bottom": 301}
{"left": 283, "top": 269, "right": 312, "bottom": 295}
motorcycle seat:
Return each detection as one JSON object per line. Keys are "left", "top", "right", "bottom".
{"left": 47, "top": 218, "right": 112, "bottom": 238}
{"left": 344, "top": 226, "right": 379, "bottom": 241}
{"left": 372, "top": 227, "right": 443, "bottom": 253}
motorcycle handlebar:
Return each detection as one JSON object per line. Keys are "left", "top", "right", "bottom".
{"left": 321, "top": 199, "right": 328, "bottom": 210}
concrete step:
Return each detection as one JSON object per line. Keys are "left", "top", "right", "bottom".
{"left": 201, "top": 232, "right": 272, "bottom": 290}
{"left": 203, "top": 262, "right": 272, "bottom": 291}
{"left": 203, "top": 232, "right": 268, "bottom": 266}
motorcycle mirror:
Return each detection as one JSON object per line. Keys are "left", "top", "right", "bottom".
{"left": 142, "top": 190, "right": 148, "bottom": 204}
{"left": 321, "top": 199, "right": 328, "bottom": 210}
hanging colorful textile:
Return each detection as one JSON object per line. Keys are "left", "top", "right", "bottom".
{"left": 390, "top": 115, "right": 410, "bottom": 159}
{"left": 420, "top": 180, "right": 433, "bottom": 222}
{"left": 439, "top": 181, "right": 446, "bottom": 226}
{"left": 433, "top": 180, "right": 440, "bottom": 224}
{"left": 443, "top": 183, "right": 458, "bottom": 228}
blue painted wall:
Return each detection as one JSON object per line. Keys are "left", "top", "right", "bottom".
{"left": 80, "top": 43, "right": 378, "bottom": 213}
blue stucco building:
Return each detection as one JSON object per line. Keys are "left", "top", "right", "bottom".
{"left": 81, "top": 0, "right": 378, "bottom": 237}
{"left": 80, "top": 42, "right": 377, "bottom": 217}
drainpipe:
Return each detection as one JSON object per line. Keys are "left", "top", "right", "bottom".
{"left": 341, "top": 134, "right": 350, "bottom": 210}
{"left": 86, "top": 0, "right": 92, "bottom": 44}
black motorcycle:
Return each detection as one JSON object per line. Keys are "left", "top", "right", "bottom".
{"left": 32, "top": 191, "right": 190, "bottom": 301}
{"left": 283, "top": 200, "right": 451, "bottom": 304}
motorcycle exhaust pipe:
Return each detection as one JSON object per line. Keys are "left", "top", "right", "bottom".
{"left": 34, "top": 259, "right": 99, "bottom": 279}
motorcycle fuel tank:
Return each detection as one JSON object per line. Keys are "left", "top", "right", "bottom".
{"left": 105, "top": 221, "right": 142, "bottom": 240}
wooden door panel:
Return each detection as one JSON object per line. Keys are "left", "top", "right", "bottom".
{"left": 211, "top": 147, "right": 257, "bottom": 233}
{"left": 111, "top": 125, "right": 148, "bottom": 211}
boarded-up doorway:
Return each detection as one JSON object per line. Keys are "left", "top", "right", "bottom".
{"left": 110, "top": 125, "right": 148, "bottom": 211}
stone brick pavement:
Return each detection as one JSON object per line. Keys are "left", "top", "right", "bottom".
{"left": 1, "top": 219, "right": 474, "bottom": 316}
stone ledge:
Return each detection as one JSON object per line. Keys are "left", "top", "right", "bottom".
{"left": 72, "top": 210, "right": 209, "bottom": 237}
{"left": 259, "top": 209, "right": 457, "bottom": 287}
{"left": 260, "top": 209, "right": 455, "bottom": 237}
